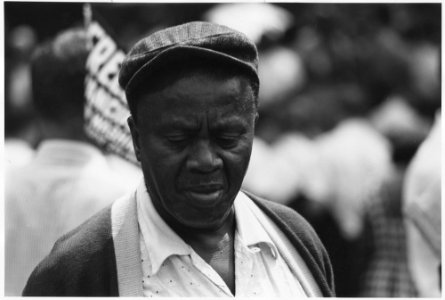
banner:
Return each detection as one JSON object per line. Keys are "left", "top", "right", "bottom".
{"left": 84, "top": 15, "right": 138, "bottom": 164}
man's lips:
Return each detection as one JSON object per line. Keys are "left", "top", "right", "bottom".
{"left": 184, "top": 184, "right": 224, "bottom": 193}
{"left": 182, "top": 184, "right": 224, "bottom": 206}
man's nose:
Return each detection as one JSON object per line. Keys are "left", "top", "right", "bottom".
{"left": 187, "top": 139, "right": 223, "bottom": 173}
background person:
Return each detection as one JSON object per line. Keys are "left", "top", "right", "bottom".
{"left": 5, "top": 28, "right": 132, "bottom": 296}
{"left": 402, "top": 112, "right": 441, "bottom": 297}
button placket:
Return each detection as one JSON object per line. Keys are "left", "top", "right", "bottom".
{"left": 189, "top": 250, "right": 233, "bottom": 296}
{"left": 234, "top": 233, "right": 255, "bottom": 297}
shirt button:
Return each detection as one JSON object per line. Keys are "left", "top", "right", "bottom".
{"left": 250, "top": 246, "right": 260, "bottom": 253}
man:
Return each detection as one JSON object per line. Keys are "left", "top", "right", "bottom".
{"left": 23, "top": 22, "right": 335, "bottom": 297}
{"left": 5, "top": 28, "right": 131, "bottom": 296}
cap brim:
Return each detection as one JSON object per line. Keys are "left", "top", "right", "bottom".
{"left": 124, "top": 45, "right": 259, "bottom": 98}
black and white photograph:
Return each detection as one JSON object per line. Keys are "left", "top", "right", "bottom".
{"left": 3, "top": 1, "right": 441, "bottom": 297}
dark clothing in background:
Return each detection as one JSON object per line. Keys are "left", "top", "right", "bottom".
{"left": 289, "top": 194, "right": 370, "bottom": 297}
{"left": 289, "top": 170, "right": 417, "bottom": 297}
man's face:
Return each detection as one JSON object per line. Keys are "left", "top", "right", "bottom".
{"left": 129, "top": 72, "right": 257, "bottom": 230}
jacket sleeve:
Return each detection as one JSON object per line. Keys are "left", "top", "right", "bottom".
{"left": 22, "top": 207, "right": 119, "bottom": 296}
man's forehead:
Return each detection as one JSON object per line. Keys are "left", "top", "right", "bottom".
{"left": 134, "top": 93, "right": 254, "bottom": 132}
{"left": 138, "top": 73, "right": 255, "bottom": 108}
{"left": 151, "top": 103, "right": 253, "bottom": 127}
{"left": 141, "top": 64, "right": 254, "bottom": 94}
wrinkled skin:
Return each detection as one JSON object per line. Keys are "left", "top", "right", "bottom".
{"left": 128, "top": 72, "right": 257, "bottom": 233}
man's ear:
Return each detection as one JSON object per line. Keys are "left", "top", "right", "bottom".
{"left": 254, "top": 111, "right": 259, "bottom": 125}
{"left": 127, "top": 116, "right": 142, "bottom": 162}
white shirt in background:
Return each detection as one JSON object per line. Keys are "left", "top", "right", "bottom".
{"left": 5, "top": 140, "right": 132, "bottom": 296}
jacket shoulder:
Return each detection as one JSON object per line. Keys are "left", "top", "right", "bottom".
{"left": 22, "top": 206, "right": 118, "bottom": 296}
{"left": 243, "top": 190, "right": 321, "bottom": 244}
{"left": 243, "top": 190, "right": 335, "bottom": 296}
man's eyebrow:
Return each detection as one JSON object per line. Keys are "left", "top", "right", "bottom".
{"left": 212, "top": 116, "right": 249, "bottom": 129}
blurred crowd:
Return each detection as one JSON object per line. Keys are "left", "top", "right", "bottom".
{"left": 4, "top": 3, "right": 441, "bottom": 297}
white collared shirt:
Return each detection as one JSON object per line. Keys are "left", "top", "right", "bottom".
{"left": 136, "top": 184, "right": 310, "bottom": 297}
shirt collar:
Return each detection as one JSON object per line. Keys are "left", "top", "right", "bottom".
{"left": 136, "top": 181, "right": 191, "bottom": 276}
{"left": 234, "top": 191, "right": 278, "bottom": 259}
{"left": 34, "top": 139, "right": 104, "bottom": 165}
{"left": 136, "top": 182, "right": 279, "bottom": 276}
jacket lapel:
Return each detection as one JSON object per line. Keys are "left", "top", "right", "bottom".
{"left": 111, "top": 191, "right": 144, "bottom": 296}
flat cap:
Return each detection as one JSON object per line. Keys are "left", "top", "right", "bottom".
{"left": 118, "top": 21, "right": 259, "bottom": 98}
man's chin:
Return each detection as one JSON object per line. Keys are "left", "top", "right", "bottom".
{"left": 173, "top": 209, "right": 235, "bottom": 233}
